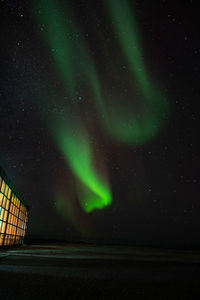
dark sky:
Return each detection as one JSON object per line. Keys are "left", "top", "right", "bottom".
{"left": 0, "top": 0, "right": 199, "bottom": 247}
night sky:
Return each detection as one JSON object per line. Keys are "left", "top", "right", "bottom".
{"left": 0, "top": 0, "right": 199, "bottom": 247}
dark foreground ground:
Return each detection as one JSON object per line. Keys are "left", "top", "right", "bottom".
{"left": 1, "top": 243, "right": 200, "bottom": 299}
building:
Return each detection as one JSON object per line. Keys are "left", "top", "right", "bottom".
{"left": 0, "top": 166, "right": 29, "bottom": 247}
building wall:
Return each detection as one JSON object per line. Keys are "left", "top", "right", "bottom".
{"left": 0, "top": 174, "right": 29, "bottom": 247}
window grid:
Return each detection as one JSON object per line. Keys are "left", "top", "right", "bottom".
{"left": 0, "top": 176, "right": 29, "bottom": 247}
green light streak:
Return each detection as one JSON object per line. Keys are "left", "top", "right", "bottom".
{"left": 33, "top": 0, "right": 77, "bottom": 95}
{"left": 106, "top": 0, "right": 148, "bottom": 93}
{"left": 98, "top": 0, "right": 169, "bottom": 145}
{"left": 32, "top": 0, "right": 112, "bottom": 213}
{"left": 52, "top": 120, "right": 112, "bottom": 213}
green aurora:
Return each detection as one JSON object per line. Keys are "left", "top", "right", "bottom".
{"left": 32, "top": 0, "right": 112, "bottom": 213}
{"left": 52, "top": 120, "right": 112, "bottom": 213}
{"left": 32, "top": 0, "right": 169, "bottom": 215}
{"left": 100, "top": 0, "right": 169, "bottom": 144}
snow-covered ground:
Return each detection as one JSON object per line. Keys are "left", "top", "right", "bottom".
{"left": 1, "top": 243, "right": 200, "bottom": 299}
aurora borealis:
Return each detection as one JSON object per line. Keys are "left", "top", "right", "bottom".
{"left": 1, "top": 0, "right": 199, "bottom": 246}
{"left": 102, "top": 0, "right": 169, "bottom": 144}
{"left": 31, "top": 0, "right": 169, "bottom": 215}
{"left": 52, "top": 119, "right": 112, "bottom": 213}
{"left": 32, "top": 0, "right": 113, "bottom": 213}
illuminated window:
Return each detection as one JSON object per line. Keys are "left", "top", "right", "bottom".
{"left": 0, "top": 193, "right": 3, "bottom": 206}
{"left": 6, "top": 200, "right": 9, "bottom": 211}
{"left": 3, "top": 210, "right": 8, "bottom": 222}
{"left": 1, "top": 180, "right": 5, "bottom": 193}
{"left": 7, "top": 188, "right": 11, "bottom": 199}
{"left": 5, "top": 185, "right": 9, "bottom": 197}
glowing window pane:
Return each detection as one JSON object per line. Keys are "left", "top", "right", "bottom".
{"left": 1, "top": 222, "right": 6, "bottom": 234}
{"left": 2, "top": 197, "right": 7, "bottom": 208}
{"left": 3, "top": 210, "right": 7, "bottom": 222}
{"left": 16, "top": 207, "right": 19, "bottom": 216}
{"left": 6, "top": 225, "right": 10, "bottom": 234}
{"left": 10, "top": 215, "right": 14, "bottom": 225}
{"left": 0, "top": 208, "right": 4, "bottom": 221}
{"left": 0, "top": 193, "right": 3, "bottom": 207}
{"left": 7, "top": 188, "right": 11, "bottom": 199}
{"left": 8, "top": 214, "right": 11, "bottom": 223}
{"left": 5, "top": 185, "right": 8, "bottom": 197}
{"left": 1, "top": 181, "right": 5, "bottom": 194}
{"left": 6, "top": 200, "right": 9, "bottom": 211}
